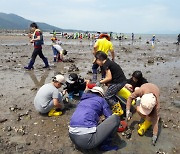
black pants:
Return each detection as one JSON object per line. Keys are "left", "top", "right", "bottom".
{"left": 69, "top": 115, "right": 120, "bottom": 149}
{"left": 105, "top": 82, "right": 126, "bottom": 106}
{"left": 31, "top": 48, "right": 46, "bottom": 62}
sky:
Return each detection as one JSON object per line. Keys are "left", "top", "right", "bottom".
{"left": 0, "top": 0, "right": 180, "bottom": 34}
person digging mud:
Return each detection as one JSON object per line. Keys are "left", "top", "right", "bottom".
{"left": 92, "top": 34, "right": 115, "bottom": 82}
{"left": 126, "top": 83, "right": 160, "bottom": 146}
{"left": 95, "top": 51, "right": 126, "bottom": 116}
{"left": 51, "top": 37, "right": 67, "bottom": 62}
{"left": 34, "top": 74, "right": 65, "bottom": 117}
{"left": 69, "top": 86, "right": 122, "bottom": 151}
{"left": 24, "top": 22, "right": 49, "bottom": 70}
{"left": 125, "top": 70, "right": 148, "bottom": 92}
{"left": 63, "top": 73, "right": 86, "bottom": 102}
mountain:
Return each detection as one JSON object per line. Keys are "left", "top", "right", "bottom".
{"left": 0, "top": 12, "right": 63, "bottom": 31}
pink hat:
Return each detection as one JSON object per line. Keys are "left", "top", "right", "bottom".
{"left": 139, "top": 93, "right": 156, "bottom": 115}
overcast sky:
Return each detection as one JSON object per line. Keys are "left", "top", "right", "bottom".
{"left": 1, "top": 0, "right": 180, "bottom": 33}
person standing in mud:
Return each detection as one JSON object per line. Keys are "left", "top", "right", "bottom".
{"left": 151, "top": 35, "right": 156, "bottom": 48}
{"left": 92, "top": 34, "right": 114, "bottom": 82}
{"left": 132, "top": 33, "right": 134, "bottom": 41}
{"left": 177, "top": 34, "right": 180, "bottom": 45}
{"left": 24, "top": 23, "right": 49, "bottom": 70}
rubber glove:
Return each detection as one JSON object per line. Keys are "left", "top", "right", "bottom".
{"left": 152, "top": 135, "right": 157, "bottom": 146}
{"left": 126, "top": 109, "right": 132, "bottom": 121}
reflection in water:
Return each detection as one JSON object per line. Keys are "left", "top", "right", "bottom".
{"left": 176, "top": 45, "right": 179, "bottom": 52}
{"left": 27, "top": 69, "right": 50, "bottom": 88}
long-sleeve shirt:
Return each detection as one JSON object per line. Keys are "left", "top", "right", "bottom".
{"left": 127, "top": 83, "right": 160, "bottom": 135}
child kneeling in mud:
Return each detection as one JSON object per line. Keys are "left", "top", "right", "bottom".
{"left": 64, "top": 73, "right": 86, "bottom": 102}
{"left": 51, "top": 37, "right": 67, "bottom": 62}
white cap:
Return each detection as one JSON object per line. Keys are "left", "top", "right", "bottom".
{"left": 139, "top": 93, "right": 156, "bottom": 115}
{"left": 90, "top": 86, "right": 105, "bottom": 97}
{"left": 53, "top": 75, "right": 65, "bottom": 84}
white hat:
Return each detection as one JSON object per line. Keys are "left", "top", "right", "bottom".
{"left": 139, "top": 93, "right": 156, "bottom": 115}
{"left": 53, "top": 75, "right": 65, "bottom": 84}
{"left": 90, "top": 86, "right": 105, "bottom": 97}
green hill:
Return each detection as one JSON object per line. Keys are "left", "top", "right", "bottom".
{"left": 0, "top": 12, "right": 63, "bottom": 31}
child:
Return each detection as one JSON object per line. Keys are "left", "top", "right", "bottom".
{"left": 64, "top": 73, "right": 86, "bottom": 101}
{"left": 125, "top": 70, "right": 148, "bottom": 92}
{"left": 51, "top": 37, "right": 67, "bottom": 62}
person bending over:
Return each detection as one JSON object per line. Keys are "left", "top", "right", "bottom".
{"left": 69, "top": 86, "right": 122, "bottom": 150}
{"left": 126, "top": 83, "right": 160, "bottom": 146}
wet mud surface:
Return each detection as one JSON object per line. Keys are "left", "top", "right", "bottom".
{"left": 0, "top": 35, "right": 180, "bottom": 154}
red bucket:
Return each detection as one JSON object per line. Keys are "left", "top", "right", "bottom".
{"left": 117, "top": 120, "right": 128, "bottom": 132}
{"left": 87, "top": 83, "right": 96, "bottom": 89}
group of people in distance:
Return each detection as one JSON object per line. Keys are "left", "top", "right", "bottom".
{"left": 25, "top": 23, "right": 160, "bottom": 151}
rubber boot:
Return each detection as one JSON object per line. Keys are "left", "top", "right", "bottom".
{"left": 24, "top": 60, "right": 34, "bottom": 70}
{"left": 53, "top": 57, "right": 56, "bottom": 62}
{"left": 48, "top": 109, "right": 62, "bottom": 117}
{"left": 92, "top": 73, "right": 97, "bottom": 83}
{"left": 42, "top": 57, "right": 49, "bottom": 68}
{"left": 138, "top": 119, "right": 152, "bottom": 136}
{"left": 117, "top": 87, "right": 135, "bottom": 105}
{"left": 112, "top": 102, "right": 124, "bottom": 116}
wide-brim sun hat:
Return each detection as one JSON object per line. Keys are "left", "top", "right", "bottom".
{"left": 99, "top": 34, "right": 111, "bottom": 41}
{"left": 139, "top": 93, "right": 156, "bottom": 115}
{"left": 90, "top": 86, "right": 105, "bottom": 97}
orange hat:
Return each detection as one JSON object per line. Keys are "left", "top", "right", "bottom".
{"left": 99, "top": 34, "right": 111, "bottom": 41}
{"left": 51, "top": 37, "right": 57, "bottom": 41}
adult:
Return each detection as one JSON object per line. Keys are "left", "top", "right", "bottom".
{"left": 126, "top": 83, "right": 160, "bottom": 145}
{"left": 92, "top": 34, "right": 114, "bottom": 82}
{"left": 177, "top": 34, "right": 180, "bottom": 45}
{"left": 151, "top": 35, "right": 156, "bottom": 48}
{"left": 69, "top": 86, "right": 121, "bottom": 150}
{"left": 34, "top": 74, "right": 65, "bottom": 116}
{"left": 24, "top": 22, "right": 49, "bottom": 70}
{"left": 95, "top": 51, "right": 126, "bottom": 114}
{"left": 125, "top": 70, "right": 148, "bottom": 92}
{"left": 51, "top": 37, "right": 67, "bottom": 62}
{"left": 132, "top": 33, "right": 134, "bottom": 41}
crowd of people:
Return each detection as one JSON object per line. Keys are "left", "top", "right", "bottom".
{"left": 25, "top": 22, "right": 161, "bottom": 151}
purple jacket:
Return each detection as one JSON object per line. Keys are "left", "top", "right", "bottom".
{"left": 70, "top": 93, "right": 112, "bottom": 128}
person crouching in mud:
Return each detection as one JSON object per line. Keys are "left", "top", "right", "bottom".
{"left": 34, "top": 75, "right": 65, "bottom": 117}
{"left": 125, "top": 70, "right": 148, "bottom": 92}
{"left": 126, "top": 83, "right": 160, "bottom": 146}
{"left": 24, "top": 22, "right": 49, "bottom": 70}
{"left": 64, "top": 73, "right": 86, "bottom": 102}
{"left": 95, "top": 51, "right": 127, "bottom": 116}
{"left": 69, "top": 86, "right": 122, "bottom": 151}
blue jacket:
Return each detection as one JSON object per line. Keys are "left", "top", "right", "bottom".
{"left": 70, "top": 93, "right": 112, "bottom": 128}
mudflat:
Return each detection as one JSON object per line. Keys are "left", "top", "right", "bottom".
{"left": 0, "top": 34, "right": 179, "bottom": 154}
